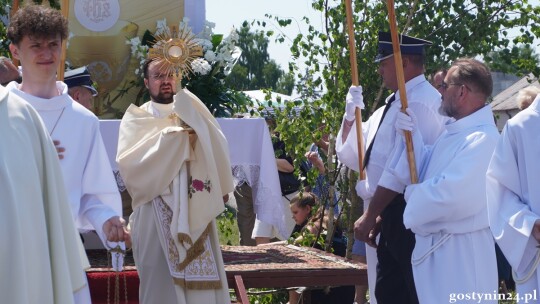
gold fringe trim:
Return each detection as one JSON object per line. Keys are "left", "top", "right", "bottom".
{"left": 177, "top": 224, "right": 212, "bottom": 270}
{"left": 173, "top": 277, "right": 223, "bottom": 290}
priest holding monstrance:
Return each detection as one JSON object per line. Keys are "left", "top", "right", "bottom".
{"left": 116, "top": 25, "right": 233, "bottom": 304}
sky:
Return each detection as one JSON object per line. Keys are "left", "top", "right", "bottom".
{"left": 206, "top": 0, "right": 324, "bottom": 70}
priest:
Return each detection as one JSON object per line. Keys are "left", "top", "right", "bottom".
{"left": 117, "top": 58, "right": 233, "bottom": 304}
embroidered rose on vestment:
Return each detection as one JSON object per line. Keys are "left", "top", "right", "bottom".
{"left": 192, "top": 179, "right": 205, "bottom": 191}
{"left": 189, "top": 176, "right": 212, "bottom": 198}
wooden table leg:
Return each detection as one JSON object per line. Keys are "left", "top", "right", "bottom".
{"left": 233, "top": 275, "right": 249, "bottom": 304}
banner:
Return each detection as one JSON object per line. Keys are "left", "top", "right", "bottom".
{"left": 66, "top": 0, "right": 204, "bottom": 117}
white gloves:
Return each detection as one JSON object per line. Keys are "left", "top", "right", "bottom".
{"left": 395, "top": 108, "right": 417, "bottom": 135}
{"left": 355, "top": 179, "right": 372, "bottom": 201}
{"left": 345, "top": 85, "right": 365, "bottom": 121}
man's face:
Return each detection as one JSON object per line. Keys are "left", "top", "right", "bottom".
{"left": 377, "top": 56, "right": 398, "bottom": 91}
{"left": 144, "top": 61, "right": 176, "bottom": 104}
{"left": 433, "top": 72, "right": 445, "bottom": 95}
{"left": 439, "top": 67, "right": 462, "bottom": 118}
{"left": 9, "top": 34, "right": 62, "bottom": 81}
{"left": 72, "top": 87, "right": 94, "bottom": 110}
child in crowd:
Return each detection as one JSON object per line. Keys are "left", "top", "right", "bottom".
{"left": 286, "top": 192, "right": 355, "bottom": 304}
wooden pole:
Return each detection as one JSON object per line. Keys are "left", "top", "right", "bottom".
{"left": 344, "top": 0, "right": 366, "bottom": 180}
{"left": 10, "top": 0, "right": 20, "bottom": 67}
{"left": 386, "top": 0, "right": 418, "bottom": 184}
{"left": 57, "top": 0, "right": 69, "bottom": 81}
{"left": 10, "top": 0, "right": 19, "bottom": 17}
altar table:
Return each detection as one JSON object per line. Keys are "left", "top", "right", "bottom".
{"left": 99, "top": 118, "right": 289, "bottom": 240}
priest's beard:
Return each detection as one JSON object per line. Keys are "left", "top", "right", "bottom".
{"left": 151, "top": 89, "right": 175, "bottom": 104}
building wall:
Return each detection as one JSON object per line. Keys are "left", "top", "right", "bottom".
{"left": 491, "top": 72, "right": 520, "bottom": 97}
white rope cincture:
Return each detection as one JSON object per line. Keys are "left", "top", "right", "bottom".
{"left": 512, "top": 249, "right": 540, "bottom": 284}
{"left": 411, "top": 233, "right": 452, "bottom": 266}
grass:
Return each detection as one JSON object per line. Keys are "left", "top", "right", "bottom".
{"left": 217, "top": 204, "right": 240, "bottom": 246}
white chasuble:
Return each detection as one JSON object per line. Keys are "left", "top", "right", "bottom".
{"left": 0, "top": 87, "right": 87, "bottom": 304}
{"left": 6, "top": 81, "right": 122, "bottom": 242}
{"left": 117, "top": 89, "right": 233, "bottom": 303}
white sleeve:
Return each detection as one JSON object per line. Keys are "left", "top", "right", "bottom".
{"left": 487, "top": 125, "right": 538, "bottom": 273}
{"left": 378, "top": 102, "right": 440, "bottom": 192}
{"left": 403, "top": 132, "right": 497, "bottom": 230}
{"left": 379, "top": 131, "right": 429, "bottom": 193}
{"left": 79, "top": 124, "right": 122, "bottom": 243}
{"left": 336, "top": 115, "right": 371, "bottom": 172}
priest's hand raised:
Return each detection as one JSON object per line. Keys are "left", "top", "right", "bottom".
{"left": 103, "top": 216, "right": 131, "bottom": 246}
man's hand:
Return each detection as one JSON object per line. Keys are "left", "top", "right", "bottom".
{"left": 305, "top": 151, "right": 325, "bottom": 173}
{"left": 53, "top": 140, "right": 65, "bottom": 159}
{"left": 354, "top": 212, "right": 378, "bottom": 248}
{"left": 394, "top": 108, "right": 418, "bottom": 136}
{"left": 368, "top": 216, "right": 382, "bottom": 248}
{"left": 103, "top": 216, "right": 131, "bottom": 247}
{"left": 345, "top": 85, "right": 365, "bottom": 121}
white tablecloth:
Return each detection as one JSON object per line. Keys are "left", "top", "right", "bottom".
{"left": 100, "top": 118, "right": 289, "bottom": 240}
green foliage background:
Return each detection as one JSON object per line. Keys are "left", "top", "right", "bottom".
{"left": 4, "top": 1, "right": 539, "bottom": 302}
{"left": 257, "top": 0, "right": 540, "bottom": 257}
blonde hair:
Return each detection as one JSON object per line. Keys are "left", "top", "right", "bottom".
{"left": 516, "top": 86, "right": 540, "bottom": 110}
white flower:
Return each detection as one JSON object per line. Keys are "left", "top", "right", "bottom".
{"left": 228, "top": 28, "right": 239, "bottom": 43}
{"left": 156, "top": 18, "right": 168, "bottom": 35}
{"left": 199, "top": 21, "right": 216, "bottom": 40}
{"left": 179, "top": 17, "right": 190, "bottom": 32}
{"left": 194, "top": 38, "right": 213, "bottom": 52}
{"left": 127, "top": 37, "right": 142, "bottom": 55}
{"left": 204, "top": 50, "right": 217, "bottom": 62}
{"left": 191, "top": 58, "right": 212, "bottom": 76}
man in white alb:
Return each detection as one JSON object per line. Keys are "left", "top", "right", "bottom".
{"left": 487, "top": 76, "right": 540, "bottom": 297}
{"left": 6, "top": 5, "right": 129, "bottom": 303}
{"left": 393, "top": 58, "right": 499, "bottom": 302}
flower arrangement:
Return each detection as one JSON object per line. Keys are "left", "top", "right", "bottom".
{"left": 126, "top": 18, "right": 252, "bottom": 117}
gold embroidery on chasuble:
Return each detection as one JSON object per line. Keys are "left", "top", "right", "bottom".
{"left": 153, "top": 169, "right": 221, "bottom": 289}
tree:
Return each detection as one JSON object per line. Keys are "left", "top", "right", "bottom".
{"left": 485, "top": 44, "right": 540, "bottom": 76}
{"left": 225, "top": 21, "right": 294, "bottom": 95}
{"left": 261, "top": 0, "right": 540, "bottom": 254}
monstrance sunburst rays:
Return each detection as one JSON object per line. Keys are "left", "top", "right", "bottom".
{"left": 148, "top": 24, "right": 203, "bottom": 80}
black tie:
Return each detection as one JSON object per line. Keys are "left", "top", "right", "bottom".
{"left": 362, "top": 94, "right": 396, "bottom": 169}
